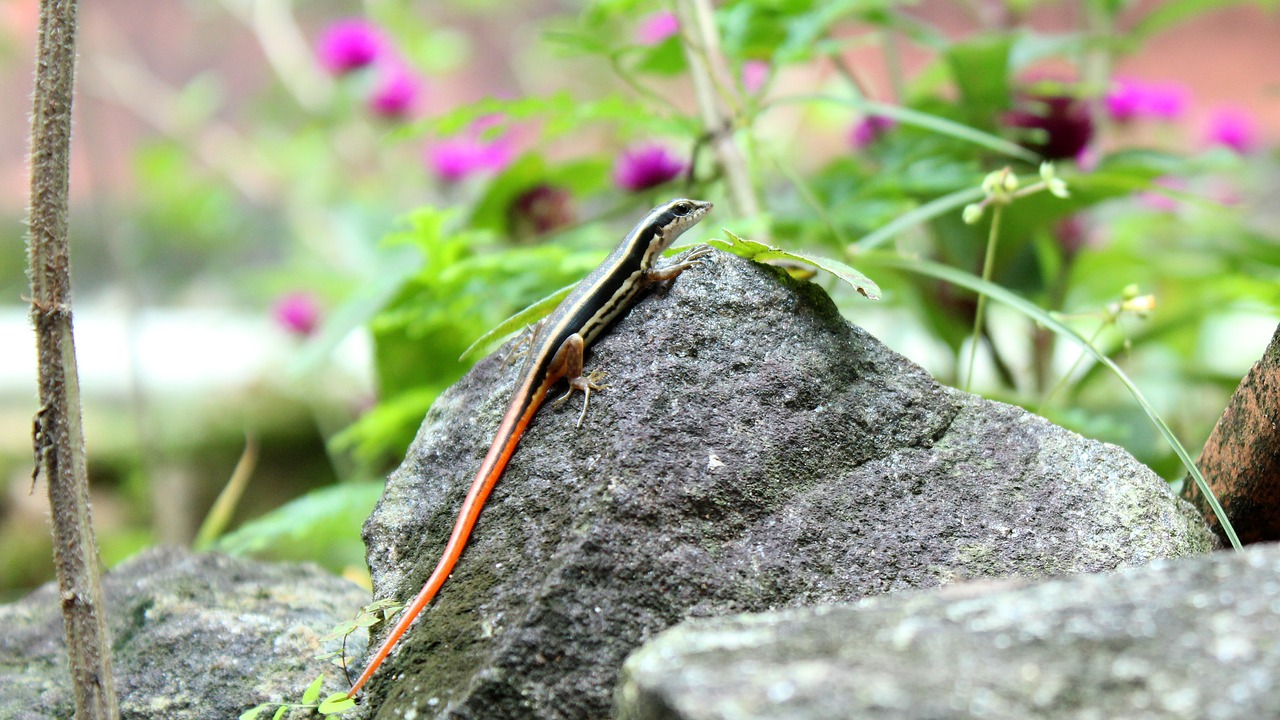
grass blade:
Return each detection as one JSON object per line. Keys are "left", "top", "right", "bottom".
{"left": 769, "top": 94, "right": 1041, "bottom": 163}
{"left": 458, "top": 282, "right": 576, "bottom": 362}
{"left": 852, "top": 185, "right": 986, "bottom": 251}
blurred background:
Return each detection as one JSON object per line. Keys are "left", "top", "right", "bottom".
{"left": 2, "top": 0, "right": 1278, "bottom": 601}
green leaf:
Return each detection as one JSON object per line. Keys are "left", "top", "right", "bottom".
{"left": 720, "top": 0, "right": 899, "bottom": 63}
{"left": 271, "top": 706, "right": 289, "bottom": 720}
{"left": 211, "top": 482, "right": 384, "bottom": 568}
{"left": 631, "top": 35, "right": 687, "bottom": 75}
{"left": 542, "top": 29, "right": 614, "bottom": 57}
{"left": 332, "top": 388, "right": 441, "bottom": 466}
{"left": 318, "top": 693, "right": 358, "bottom": 714}
{"left": 1010, "top": 31, "right": 1095, "bottom": 70}
{"left": 707, "top": 230, "right": 881, "bottom": 300}
{"left": 238, "top": 705, "right": 271, "bottom": 720}
{"left": 859, "top": 251, "right": 1242, "bottom": 550}
{"left": 945, "top": 32, "right": 1013, "bottom": 130}
{"left": 365, "top": 598, "right": 403, "bottom": 613}
{"left": 1130, "top": 0, "right": 1275, "bottom": 42}
{"left": 301, "top": 674, "right": 325, "bottom": 705}
{"left": 403, "top": 93, "right": 696, "bottom": 145}
{"left": 354, "top": 613, "right": 386, "bottom": 628}
{"left": 326, "top": 619, "right": 359, "bottom": 638}
{"left": 459, "top": 283, "right": 576, "bottom": 362}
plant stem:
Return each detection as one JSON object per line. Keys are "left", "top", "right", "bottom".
{"left": 965, "top": 203, "right": 1003, "bottom": 392}
{"left": 27, "top": 0, "right": 119, "bottom": 717}
{"left": 674, "top": 0, "right": 761, "bottom": 221}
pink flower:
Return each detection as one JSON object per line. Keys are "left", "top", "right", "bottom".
{"left": 850, "top": 115, "right": 896, "bottom": 149}
{"left": 1106, "top": 77, "right": 1191, "bottom": 122}
{"left": 369, "top": 62, "right": 422, "bottom": 119}
{"left": 1105, "top": 77, "right": 1144, "bottom": 121}
{"left": 316, "top": 19, "right": 383, "bottom": 75}
{"left": 613, "top": 143, "right": 686, "bottom": 192}
{"left": 1204, "top": 106, "right": 1257, "bottom": 154}
{"left": 1144, "top": 83, "right": 1189, "bottom": 121}
{"left": 273, "top": 292, "right": 321, "bottom": 336}
{"left": 742, "top": 60, "right": 770, "bottom": 94}
{"left": 636, "top": 11, "right": 679, "bottom": 45}
{"left": 426, "top": 121, "right": 515, "bottom": 182}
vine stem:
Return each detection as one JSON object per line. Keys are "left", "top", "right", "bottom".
{"left": 27, "top": 0, "right": 119, "bottom": 717}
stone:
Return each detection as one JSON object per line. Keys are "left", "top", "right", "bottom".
{"left": 616, "top": 542, "right": 1280, "bottom": 720}
{"left": 0, "top": 546, "right": 367, "bottom": 720}
{"left": 357, "top": 250, "right": 1214, "bottom": 719}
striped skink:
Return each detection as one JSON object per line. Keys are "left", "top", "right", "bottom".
{"left": 347, "top": 198, "right": 713, "bottom": 697}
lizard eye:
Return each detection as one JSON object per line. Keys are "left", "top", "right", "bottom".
{"left": 671, "top": 201, "right": 692, "bottom": 217}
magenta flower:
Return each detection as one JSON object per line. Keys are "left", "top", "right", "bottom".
{"left": 1106, "top": 77, "right": 1191, "bottom": 122}
{"left": 273, "top": 292, "right": 321, "bottom": 337}
{"left": 1105, "top": 77, "right": 1144, "bottom": 121}
{"left": 369, "top": 62, "right": 422, "bottom": 119}
{"left": 1144, "top": 83, "right": 1189, "bottom": 121}
{"left": 316, "top": 18, "right": 383, "bottom": 75}
{"left": 850, "top": 115, "right": 896, "bottom": 149}
{"left": 636, "top": 11, "right": 679, "bottom": 45}
{"left": 613, "top": 143, "right": 686, "bottom": 192}
{"left": 1204, "top": 106, "right": 1257, "bottom": 154}
{"left": 426, "top": 124, "right": 515, "bottom": 182}
{"left": 742, "top": 60, "right": 770, "bottom": 94}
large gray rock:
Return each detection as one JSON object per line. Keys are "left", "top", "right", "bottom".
{"left": 358, "top": 251, "right": 1214, "bottom": 719}
{"left": 0, "top": 547, "right": 367, "bottom": 719}
{"left": 617, "top": 542, "right": 1280, "bottom": 720}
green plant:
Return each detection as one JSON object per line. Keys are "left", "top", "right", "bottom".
{"left": 15, "top": 0, "right": 1273, "bottom": 592}
{"left": 237, "top": 599, "right": 403, "bottom": 719}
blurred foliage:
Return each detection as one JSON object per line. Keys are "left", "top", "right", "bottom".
{"left": 6, "top": 0, "right": 1279, "bottom": 593}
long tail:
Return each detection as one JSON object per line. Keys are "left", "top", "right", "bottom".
{"left": 346, "top": 389, "right": 544, "bottom": 698}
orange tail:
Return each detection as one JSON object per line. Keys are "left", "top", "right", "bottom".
{"left": 347, "top": 391, "right": 542, "bottom": 698}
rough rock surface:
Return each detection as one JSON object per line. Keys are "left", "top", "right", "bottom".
{"left": 358, "top": 250, "right": 1214, "bottom": 719}
{"left": 617, "top": 542, "right": 1280, "bottom": 720}
{"left": 0, "top": 547, "right": 367, "bottom": 720}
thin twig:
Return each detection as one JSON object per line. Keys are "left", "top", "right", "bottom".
{"left": 218, "top": 0, "right": 332, "bottom": 111}
{"left": 83, "top": 51, "right": 279, "bottom": 204}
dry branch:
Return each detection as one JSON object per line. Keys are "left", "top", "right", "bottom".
{"left": 27, "top": 0, "right": 119, "bottom": 716}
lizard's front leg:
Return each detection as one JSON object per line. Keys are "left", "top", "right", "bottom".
{"left": 645, "top": 244, "right": 714, "bottom": 283}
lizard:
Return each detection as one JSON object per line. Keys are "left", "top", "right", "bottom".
{"left": 347, "top": 197, "right": 714, "bottom": 698}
